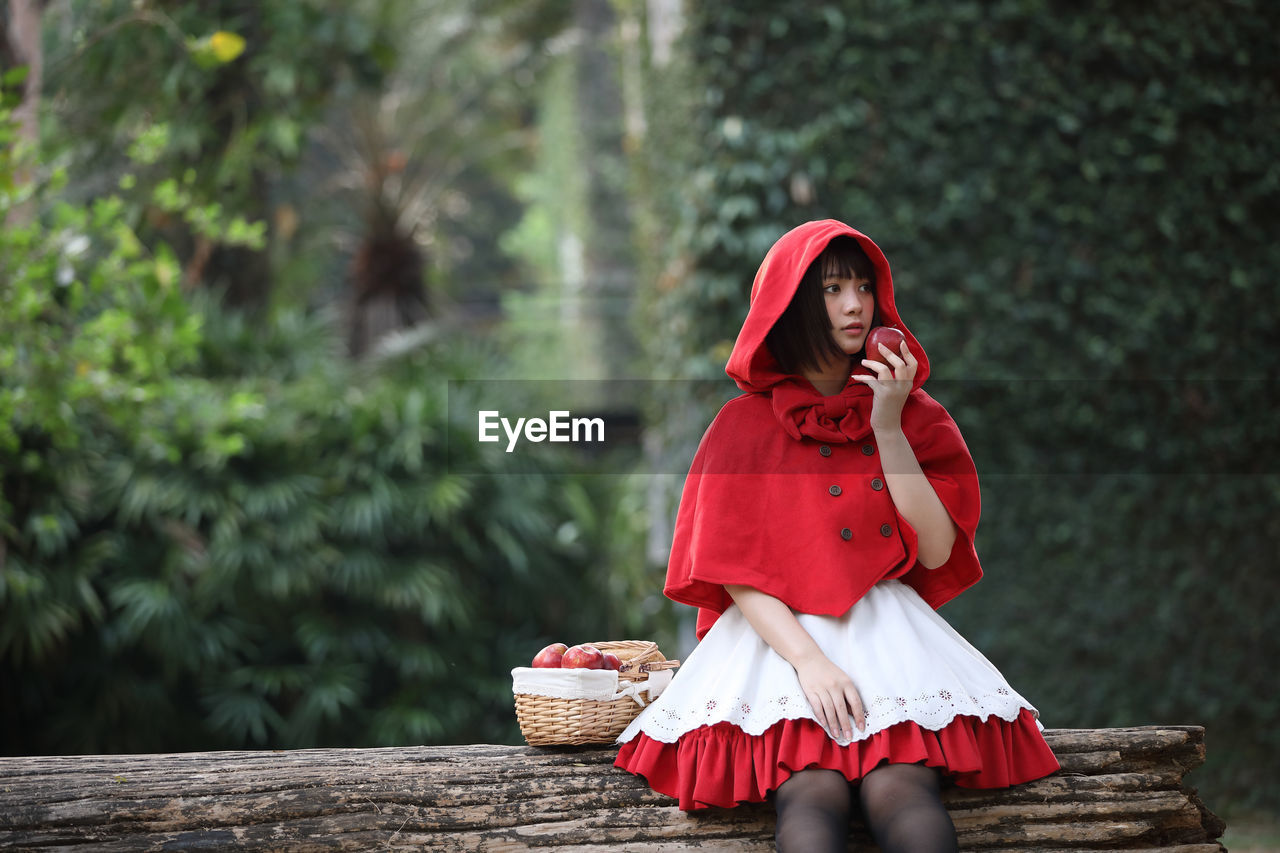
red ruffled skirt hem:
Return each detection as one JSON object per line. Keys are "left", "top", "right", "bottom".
{"left": 613, "top": 707, "right": 1059, "bottom": 811}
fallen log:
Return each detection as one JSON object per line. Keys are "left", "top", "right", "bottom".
{"left": 0, "top": 726, "right": 1225, "bottom": 851}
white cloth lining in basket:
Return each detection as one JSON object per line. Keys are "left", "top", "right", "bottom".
{"left": 511, "top": 667, "right": 675, "bottom": 707}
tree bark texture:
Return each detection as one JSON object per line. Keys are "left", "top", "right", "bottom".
{"left": 0, "top": 726, "right": 1225, "bottom": 851}
{"left": 2, "top": 0, "right": 44, "bottom": 226}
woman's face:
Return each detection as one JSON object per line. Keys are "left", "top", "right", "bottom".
{"left": 822, "top": 272, "right": 875, "bottom": 356}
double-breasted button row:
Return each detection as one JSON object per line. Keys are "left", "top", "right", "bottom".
{"left": 828, "top": 480, "right": 882, "bottom": 494}
{"left": 819, "top": 443, "right": 874, "bottom": 457}
{"left": 819, "top": 443, "right": 886, "bottom": 540}
{"left": 838, "top": 524, "right": 893, "bottom": 540}
{"left": 838, "top": 524, "right": 893, "bottom": 539}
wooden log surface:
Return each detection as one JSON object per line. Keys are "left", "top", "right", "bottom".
{"left": 0, "top": 726, "right": 1225, "bottom": 851}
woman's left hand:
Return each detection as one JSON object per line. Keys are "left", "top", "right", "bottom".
{"left": 853, "top": 340, "right": 917, "bottom": 433}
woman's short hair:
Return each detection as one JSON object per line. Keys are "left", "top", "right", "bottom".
{"left": 766, "top": 236, "right": 877, "bottom": 376}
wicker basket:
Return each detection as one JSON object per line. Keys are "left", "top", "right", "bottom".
{"left": 512, "top": 640, "right": 680, "bottom": 746}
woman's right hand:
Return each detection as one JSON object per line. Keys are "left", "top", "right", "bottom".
{"left": 794, "top": 652, "right": 866, "bottom": 741}
{"left": 721, "top": 584, "right": 867, "bottom": 741}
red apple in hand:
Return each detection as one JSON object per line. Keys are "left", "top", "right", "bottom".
{"left": 531, "top": 642, "right": 567, "bottom": 668}
{"left": 601, "top": 652, "right": 622, "bottom": 671}
{"left": 865, "top": 326, "right": 908, "bottom": 366}
{"left": 561, "top": 644, "right": 605, "bottom": 669}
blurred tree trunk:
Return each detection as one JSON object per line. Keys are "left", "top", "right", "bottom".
{"left": 2, "top": 0, "right": 44, "bottom": 225}
{"left": 346, "top": 216, "right": 428, "bottom": 358}
{"left": 571, "top": 0, "right": 636, "bottom": 381}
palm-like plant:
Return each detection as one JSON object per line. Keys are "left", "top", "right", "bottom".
{"left": 301, "top": 0, "right": 571, "bottom": 356}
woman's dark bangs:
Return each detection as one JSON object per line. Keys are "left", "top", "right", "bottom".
{"left": 820, "top": 248, "right": 852, "bottom": 280}
{"left": 820, "top": 237, "right": 875, "bottom": 283}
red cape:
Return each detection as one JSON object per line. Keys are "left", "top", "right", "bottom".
{"left": 665, "top": 220, "right": 983, "bottom": 639}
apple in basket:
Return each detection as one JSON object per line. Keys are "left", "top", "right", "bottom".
{"left": 561, "top": 643, "right": 606, "bottom": 669}
{"left": 531, "top": 643, "right": 567, "bottom": 668}
{"left": 601, "top": 652, "right": 622, "bottom": 671}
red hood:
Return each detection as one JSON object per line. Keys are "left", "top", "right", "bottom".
{"left": 725, "top": 219, "right": 930, "bottom": 395}
{"left": 664, "top": 221, "right": 983, "bottom": 637}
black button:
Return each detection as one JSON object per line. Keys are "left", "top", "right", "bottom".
{"left": 840, "top": 528, "right": 853, "bottom": 541}
{"left": 871, "top": 478, "right": 884, "bottom": 491}
{"left": 819, "top": 445, "right": 832, "bottom": 457}
{"left": 861, "top": 444, "right": 875, "bottom": 456}
{"left": 880, "top": 523, "right": 893, "bottom": 537}
{"left": 828, "top": 485, "right": 842, "bottom": 496}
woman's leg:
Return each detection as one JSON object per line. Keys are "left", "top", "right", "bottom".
{"left": 774, "top": 767, "right": 853, "bottom": 852}
{"left": 858, "top": 763, "right": 958, "bottom": 853}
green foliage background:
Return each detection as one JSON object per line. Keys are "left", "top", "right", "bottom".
{"left": 0, "top": 2, "right": 650, "bottom": 755}
{"left": 46, "top": 0, "right": 394, "bottom": 307}
{"left": 0, "top": 178, "right": 646, "bottom": 751}
{"left": 633, "top": 1, "right": 1280, "bottom": 811}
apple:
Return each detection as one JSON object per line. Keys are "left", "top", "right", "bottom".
{"left": 561, "top": 643, "right": 606, "bottom": 669}
{"left": 601, "top": 652, "right": 622, "bottom": 671}
{"left": 865, "top": 326, "right": 908, "bottom": 366}
{"left": 531, "top": 642, "right": 567, "bottom": 668}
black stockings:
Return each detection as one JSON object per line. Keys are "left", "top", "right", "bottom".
{"left": 858, "top": 763, "right": 958, "bottom": 853}
{"left": 774, "top": 768, "right": 852, "bottom": 852}
{"left": 773, "top": 764, "right": 957, "bottom": 853}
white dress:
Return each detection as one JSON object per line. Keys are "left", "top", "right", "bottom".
{"left": 619, "top": 579, "right": 1041, "bottom": 749}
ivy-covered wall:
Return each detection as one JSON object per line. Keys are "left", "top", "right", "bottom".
{"left": 639, "top": 1, "right": 1279, "bottom": 811}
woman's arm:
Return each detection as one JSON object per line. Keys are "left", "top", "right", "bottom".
{"left": 873, "top": 429, "right": 958, "bottom": 568}
{"left": 724, "top": 583, "right": 865, "bottom": 739}
{"left": 855, "top": 341, "right": 959, "bottom": 568}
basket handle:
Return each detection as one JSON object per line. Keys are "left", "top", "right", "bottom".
{"left": 618, "top": 658, "right": 680, "bottom": 674}
{"left": 638, "top": 659, "right": 680, "bottom": 672}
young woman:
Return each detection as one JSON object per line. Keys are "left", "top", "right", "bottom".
{"left": 615, "top": 220, "right": 1060, "bottom": 852}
